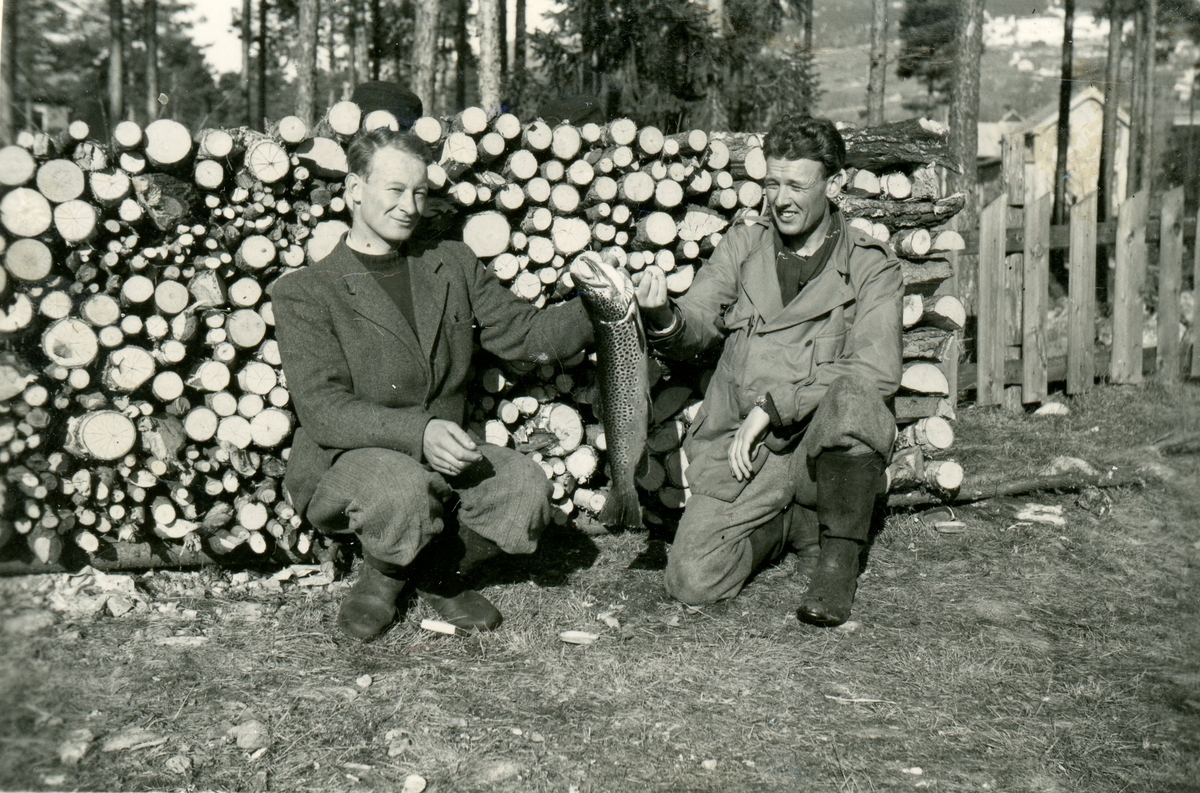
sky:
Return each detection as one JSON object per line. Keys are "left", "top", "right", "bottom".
{"left": 183, "top": 0, "right": 560, "bottom": 76}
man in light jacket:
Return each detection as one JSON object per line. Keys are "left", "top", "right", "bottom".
{"left": 270, "top": 126, "right": 592, "bottom": 641}
{"left": 635, "top": 115, "right": 902, "bottom": 627}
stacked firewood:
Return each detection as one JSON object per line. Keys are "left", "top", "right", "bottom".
{"left": 0, "top": 106, "right": 966, "bottom": 567}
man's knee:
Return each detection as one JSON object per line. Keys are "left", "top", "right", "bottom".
{"left": 807, "top": 375, "right": 895, "bottom": 457}
{"left": 665, "top": 558, "right": 728, "bottom": 606}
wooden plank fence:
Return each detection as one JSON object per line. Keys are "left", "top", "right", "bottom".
{"left": 965, "top": 136, "right": 1198, "bottom": 405}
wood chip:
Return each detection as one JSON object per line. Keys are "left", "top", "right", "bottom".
{"left": 559, "top": 630, "right": 599, "bottom": 645}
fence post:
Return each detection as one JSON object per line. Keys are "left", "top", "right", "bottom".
{"left": 1157, "top": 186, "right": 1184, "bottom": 382}
{"left": 1001, "top": 133, "right": 1025, "bottom": 364}
{"left": 1067, "top": 194, "right": 1097, "bottom": 394}
{"left": 1111, "top": 192, "right": 1149, "bottom": 383}
{"left": 977, "top": 194, "right": 1008, "bottom": 405}
{"left": 1194, "top": 201, "right": 1200, "bottom": 379}
{"left": 1022, "top": 191, "right": 1051, "bottom": 403}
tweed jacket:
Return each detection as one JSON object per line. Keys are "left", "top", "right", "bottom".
{"left": 653, "top": 210, "right": 903, "bottom": 502}
{"left": 269, "top": 238, "right": 593, "bottom": 515}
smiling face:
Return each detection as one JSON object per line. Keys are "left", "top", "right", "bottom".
{"left": 764, "top": 157, "right": 845, "bottom": 241}
{"left": 345, "top": 145, "right": 428, "bottom": 251}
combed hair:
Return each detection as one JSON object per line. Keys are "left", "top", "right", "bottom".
{"left": 345, "top": 128, "right": 433, "bottom": 178}
{"left": 763, "top": 115, "right": 846, "bottom": 177}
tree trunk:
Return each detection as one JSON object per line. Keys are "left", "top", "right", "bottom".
{"left": 143, "top": 0, "right": 158, "bottom": 123}
{"left": 108, "top": 0, "right": 125, "bottom": 125}
{"left": 1097, "top": 3, "right": 1122, "bottom": 222}
{"left": 1139, "top": 0, "right": 1157, "bottom": 194}
{"left": 255, "top": 0, "right": 267, "bottom": 129}
{"left": 1052, "top": 0, "right": 1074, "bottom": 225}
{"left": 867, "top": 0, "right": 887, "bottom": 126}
{"left": 412, "top": 0, "right": 440, "bottom": 115}
{"left": 455, "top": 0, "right": 469, "bottom": 110}
{"left": 514, "top": 0, "right": 526, "bottom": 90}
{"left": 498, "top": 0, "right": 507, "bottom": 77}
{"left": 947, "top": 0, "right": 984, "bottom": 313}
{"left": 802, "top": 0, "right": 814, "bottom": 106}
{"left": 296, "top": 0, "right": 319, "bottom": 123}
{"left": 242, "top": 0, "right": 252, "bottom": 126}
{"left": 351, "top": 0, "right": 370, "bottom": 88}
{"left": 1, "top": 0, "right": 17, "bottom": 144}
{"left": 369, "top": 0, "right": 381, "bottom": 80}
{"left": 1126, "top": 8, "right": 1143, "bottom": 197}
{"left": 478, "top": 0, "right": 502, "bottom": 113}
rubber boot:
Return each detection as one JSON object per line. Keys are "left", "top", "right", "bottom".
{"left": 337, "top": 557, "right": 408, "bottom": 641}
{"left": 797, "top": 451, "right": 885, "bottom": 627}
{"left": 749, "top": 508, "right": 791, "bottom": 570}
{"left": 414, "top": 527, "right": 503, "bottom": 632}
{"left": 788, "top": 506, "right": 822, "bottom": 581}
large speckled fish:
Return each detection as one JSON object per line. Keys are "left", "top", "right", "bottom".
{"left": 570, "top": 252, "right": 650, "bottom": 529}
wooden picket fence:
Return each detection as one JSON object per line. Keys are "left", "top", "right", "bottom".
{"left": 971, "top": 155, "right": 1198, "bottom": 407}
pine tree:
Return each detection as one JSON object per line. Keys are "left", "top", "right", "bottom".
{"left": 896, "top": 0, "right": 957, "bottom": 101}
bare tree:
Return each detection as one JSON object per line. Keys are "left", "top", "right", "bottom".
{"left": 1138, "top": 0, "right": 1156, "bottom": 194}
{"left": 1052, "top": 0, "right": 1074, "bottom": 225}
{"left": 947, "top": 0, "right": 985, "bottom": 310}
{"left": 455, "top": 0, "right": 469, "bottom": 110}
{"left": 478, "top": 0, "right": 501, "bottom": 112}
{"left": 255, "top": 0, "right": 268, "bottom": 127}
{"left": 867, "top": 0, "right": 887, "bottom": 125}
{"left": 242, "top": 0, "right": 252, "bottom": 125}
{"left": 498, "top": 0, "right": 507, "bottom": 77}
{"left": 109, "top": 0, "right": 125, "bottom": 125}
{"left": 1125, "top": 8, "right": 1143, "bottom": 197}
{"left": 144, "top": 0, "right": 158, "bottom": 122}
{"left": 514, "top": 0, "right": 526, "bottom": 89}
{"left": 1097, "top": 0, "right": 1123, "bottom": 221}
{"left": 350, "top": 0, "right": 371, "bottom": 87}
{"left": 412, "top": 0, "right": 440, "bottom": 114}
{"left": 369, "top": 0, "right": 381, "bottom": 80}
{"left": 296, "top": 0, "right": 319, "bottom": 122}
{"left": 1, "top": 0, "right": 18, "bottom": 143}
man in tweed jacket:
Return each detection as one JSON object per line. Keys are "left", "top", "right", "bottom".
{"left": 270, "top": 129, "right": 592, "bottom": 640}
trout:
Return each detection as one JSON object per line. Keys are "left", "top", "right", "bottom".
{"left": 569, "top": 252, "right": 650, "bottom": 529}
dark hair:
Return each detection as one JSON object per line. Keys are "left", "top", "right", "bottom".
{"left": 763, "top": 115, "right": 846, "bottom": 176}
{"left": 346, "top": 128, "right": 434, "bottom": 179}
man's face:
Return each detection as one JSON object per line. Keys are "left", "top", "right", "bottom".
{"left": 764, "top": 157, "right": 843, "bottom": 238}
{"left": 346, "top": 146, "right": 428, "bottom": 248}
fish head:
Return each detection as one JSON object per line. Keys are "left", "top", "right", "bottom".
{"left": 570, "top": 252, "right": 635, "bottom": 322}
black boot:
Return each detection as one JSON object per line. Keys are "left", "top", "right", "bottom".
{"left": 797, "top": 451, "right": 885, "bottom": 627}
{"left": 789, "top": 506, "right": 822, "bottom": 581}
{"left": 414, "top": 527, "right": 503, "bottom": 632}
{"left": 338, "top": 556, "right": 408, "bottom": 641}
{"left": 749, "top": 508, "right": 792, "bottom": 570}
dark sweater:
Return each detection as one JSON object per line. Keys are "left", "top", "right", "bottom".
{"left": 353, "top": 247, "right": 417, "bottom": 335}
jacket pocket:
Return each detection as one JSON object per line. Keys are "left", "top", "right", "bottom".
{"left": 811, "top": 333, "right": 846, "bottom": 374}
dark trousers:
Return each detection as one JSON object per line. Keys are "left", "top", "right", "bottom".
{"left": 305, "top": 444, "right": 552, "bottom": 570}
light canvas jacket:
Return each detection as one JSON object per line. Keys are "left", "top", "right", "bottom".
{"left": 269, "top": 238, "right": 593, "bottom": 516}
{"left": 653, "top": 210, "right": 903, "bottom": 502}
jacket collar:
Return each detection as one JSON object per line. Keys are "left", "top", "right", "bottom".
{"left": 744, "top": 209, "right": 856, "bottom": 332}
{"left": 328, "top": 237, "right": 449, "bottom": 363}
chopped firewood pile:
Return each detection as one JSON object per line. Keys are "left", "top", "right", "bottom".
{"left": 0, "top": 104, "right": 966, "bottom": 570}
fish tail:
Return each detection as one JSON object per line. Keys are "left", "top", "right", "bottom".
{"left": 598, "top": 482, "right": 643, "bottom": 529}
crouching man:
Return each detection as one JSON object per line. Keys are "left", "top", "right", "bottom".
{"left": 270, "top": 129, "right": 593, "bottom": 640}
{"left": 635, "top": 115, "right": 902, "bottom": 627}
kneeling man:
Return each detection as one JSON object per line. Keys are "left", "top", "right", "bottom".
{"left": 271, "top": 129, "right": 592, "bottom": 640}
{"left": 635, "top": 115, "right": 902, "bottom": 627}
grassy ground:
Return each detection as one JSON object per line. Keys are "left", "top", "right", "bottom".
{"left": 2, "top": 382, "right": 1199, "bottom": 793}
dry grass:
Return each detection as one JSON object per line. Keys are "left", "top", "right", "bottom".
{"left": 2, "top": 383, "right": 1199, "bottom": 793}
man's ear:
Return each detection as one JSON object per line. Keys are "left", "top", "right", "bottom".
{"left": 826, "top": 168, "right": 848, "bottom": 200}
{"left": 344, "top": 171, "right": 364, "bottom": 206}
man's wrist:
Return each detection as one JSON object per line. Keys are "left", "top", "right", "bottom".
{"left": 755, "top": 393, "right": 783, "bottom": 428}
{"left": 645, "top": 305, "right": 677, "bottom": 336}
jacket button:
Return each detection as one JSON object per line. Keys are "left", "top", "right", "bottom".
{"left": 805, "top": 339, "right": 813, "bottom": 347}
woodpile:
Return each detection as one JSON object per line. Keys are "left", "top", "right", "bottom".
{"left": 0, "top": 110, "right": 966, "bottom": 568}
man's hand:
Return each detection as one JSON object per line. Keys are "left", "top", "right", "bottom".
{"left": 728, "top": 406, "right": 771, "bottom": 482}
{"left": 423, "top": 419, "right": 483, "bottom": 477}
{"left": 631, "top": 267, "right": 674, "bottom": 330}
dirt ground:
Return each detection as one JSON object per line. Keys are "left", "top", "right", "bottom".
{"left": 2, "top": 382, "right": 1198, "bottom": 793}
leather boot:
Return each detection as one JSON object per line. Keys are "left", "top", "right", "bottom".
{"left": 337, "top": 558, "right": 408, "bottom": 641}
{"left": 749, "top": 508, "right": 791, "bottom": 570}
{"left": 788, "top": 506, "right": 822, "bottom": 580}
{"left": 797, "top": 451, "right": 884, "bottom": 627}
{"left": 414, "top": 528, "right": 503, "bottom": 632}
